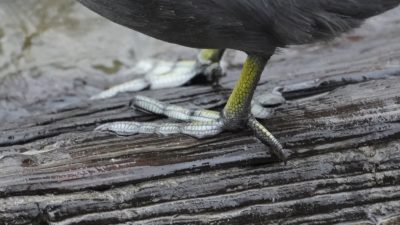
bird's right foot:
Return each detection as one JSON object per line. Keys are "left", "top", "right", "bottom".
{"left": 95, "top": 95, "right": 291, "bottom": 162}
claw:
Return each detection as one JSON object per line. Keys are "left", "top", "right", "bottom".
{"left": 247, "top": 117, "right": 290, "bottom": 162}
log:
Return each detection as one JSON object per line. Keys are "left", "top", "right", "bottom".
{"left": 1, "top": 9, "right": 400, "bottom": 225}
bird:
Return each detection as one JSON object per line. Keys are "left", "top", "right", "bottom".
{"left": 78, "top": 0, "right": 400, "bottom": 161}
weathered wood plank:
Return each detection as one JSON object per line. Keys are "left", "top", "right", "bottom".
{"left": 1, "top": 75, "right": 400, "bottom": 225}
{"left": 1, "top": 8, "right": 400, "bottom": 225}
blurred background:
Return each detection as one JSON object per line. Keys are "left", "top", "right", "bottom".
{"left": 0, "top": 0, "right": 196, "bottom": 122}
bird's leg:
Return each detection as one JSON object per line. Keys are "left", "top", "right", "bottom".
{"left": 222, "top": 54, "right": 289, "bottom": 160}
{"left": 96, "top": 54, "right": 289, "bottom": 161}
{"left": 196, "top": 49, "right": 226, "bottom": 85}
{"left": 222, "top": 54, "right": 268, "bottom": 127}
{"left": 91, "top": 49, "right": 225, "bottom": 100}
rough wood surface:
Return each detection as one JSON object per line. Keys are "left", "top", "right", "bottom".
{"left": 1, "top": 10, "right": 400, "bottom": 225}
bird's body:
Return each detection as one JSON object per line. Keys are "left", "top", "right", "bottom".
{"left": 80, "top": 0, "right": 399, "bottom": 55}
{"left": 81, "top": 0, "right": 400, "bottom": 161}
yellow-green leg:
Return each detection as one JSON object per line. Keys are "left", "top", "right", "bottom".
{"left": 195, "top": 49, "right": 226, "bottom": 85}
{"left": 222, "top": 54, "right": 289, "bottom": 161}
{"left": 198, "top": 49, "right": 225, "bottom": 64}
{"left": 223, "top": 54, "right": 268, "bottom": 127}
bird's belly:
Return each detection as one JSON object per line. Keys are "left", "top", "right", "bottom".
{"left": 80, "top": 0, "right": 222, "bottom": 45}
{"left": 78, "top": 0, "right": 276, "bottom": 54}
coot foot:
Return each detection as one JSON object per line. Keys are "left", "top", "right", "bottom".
{"left": 90, "top": 49, "right": 225, "bottom": 100}
{"left": 95, "top": 54, "right": 290, "bottom": 162}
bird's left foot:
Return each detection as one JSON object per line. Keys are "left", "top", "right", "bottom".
{"left": 95, "top": 95, "right": 291, "bottom": 161}
{"left": 90, "top": 49, "right": 225, "bottom": 100}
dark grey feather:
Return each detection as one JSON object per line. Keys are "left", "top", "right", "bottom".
{"left": 215, "top": 0, "right": 400, "bottom": 44}
{"left": 78, "top": 0, "right": 400, "bottom": 55}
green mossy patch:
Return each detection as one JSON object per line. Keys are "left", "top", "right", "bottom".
{"left": 93, "top": 60, "right": 124, "bottom": 75}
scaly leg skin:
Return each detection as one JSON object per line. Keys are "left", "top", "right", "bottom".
{"left": 96, "top": 54, "right": 291, "bottom": 162}
{"left": 90, "top": 49, "right": 226, "bottom": 100}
